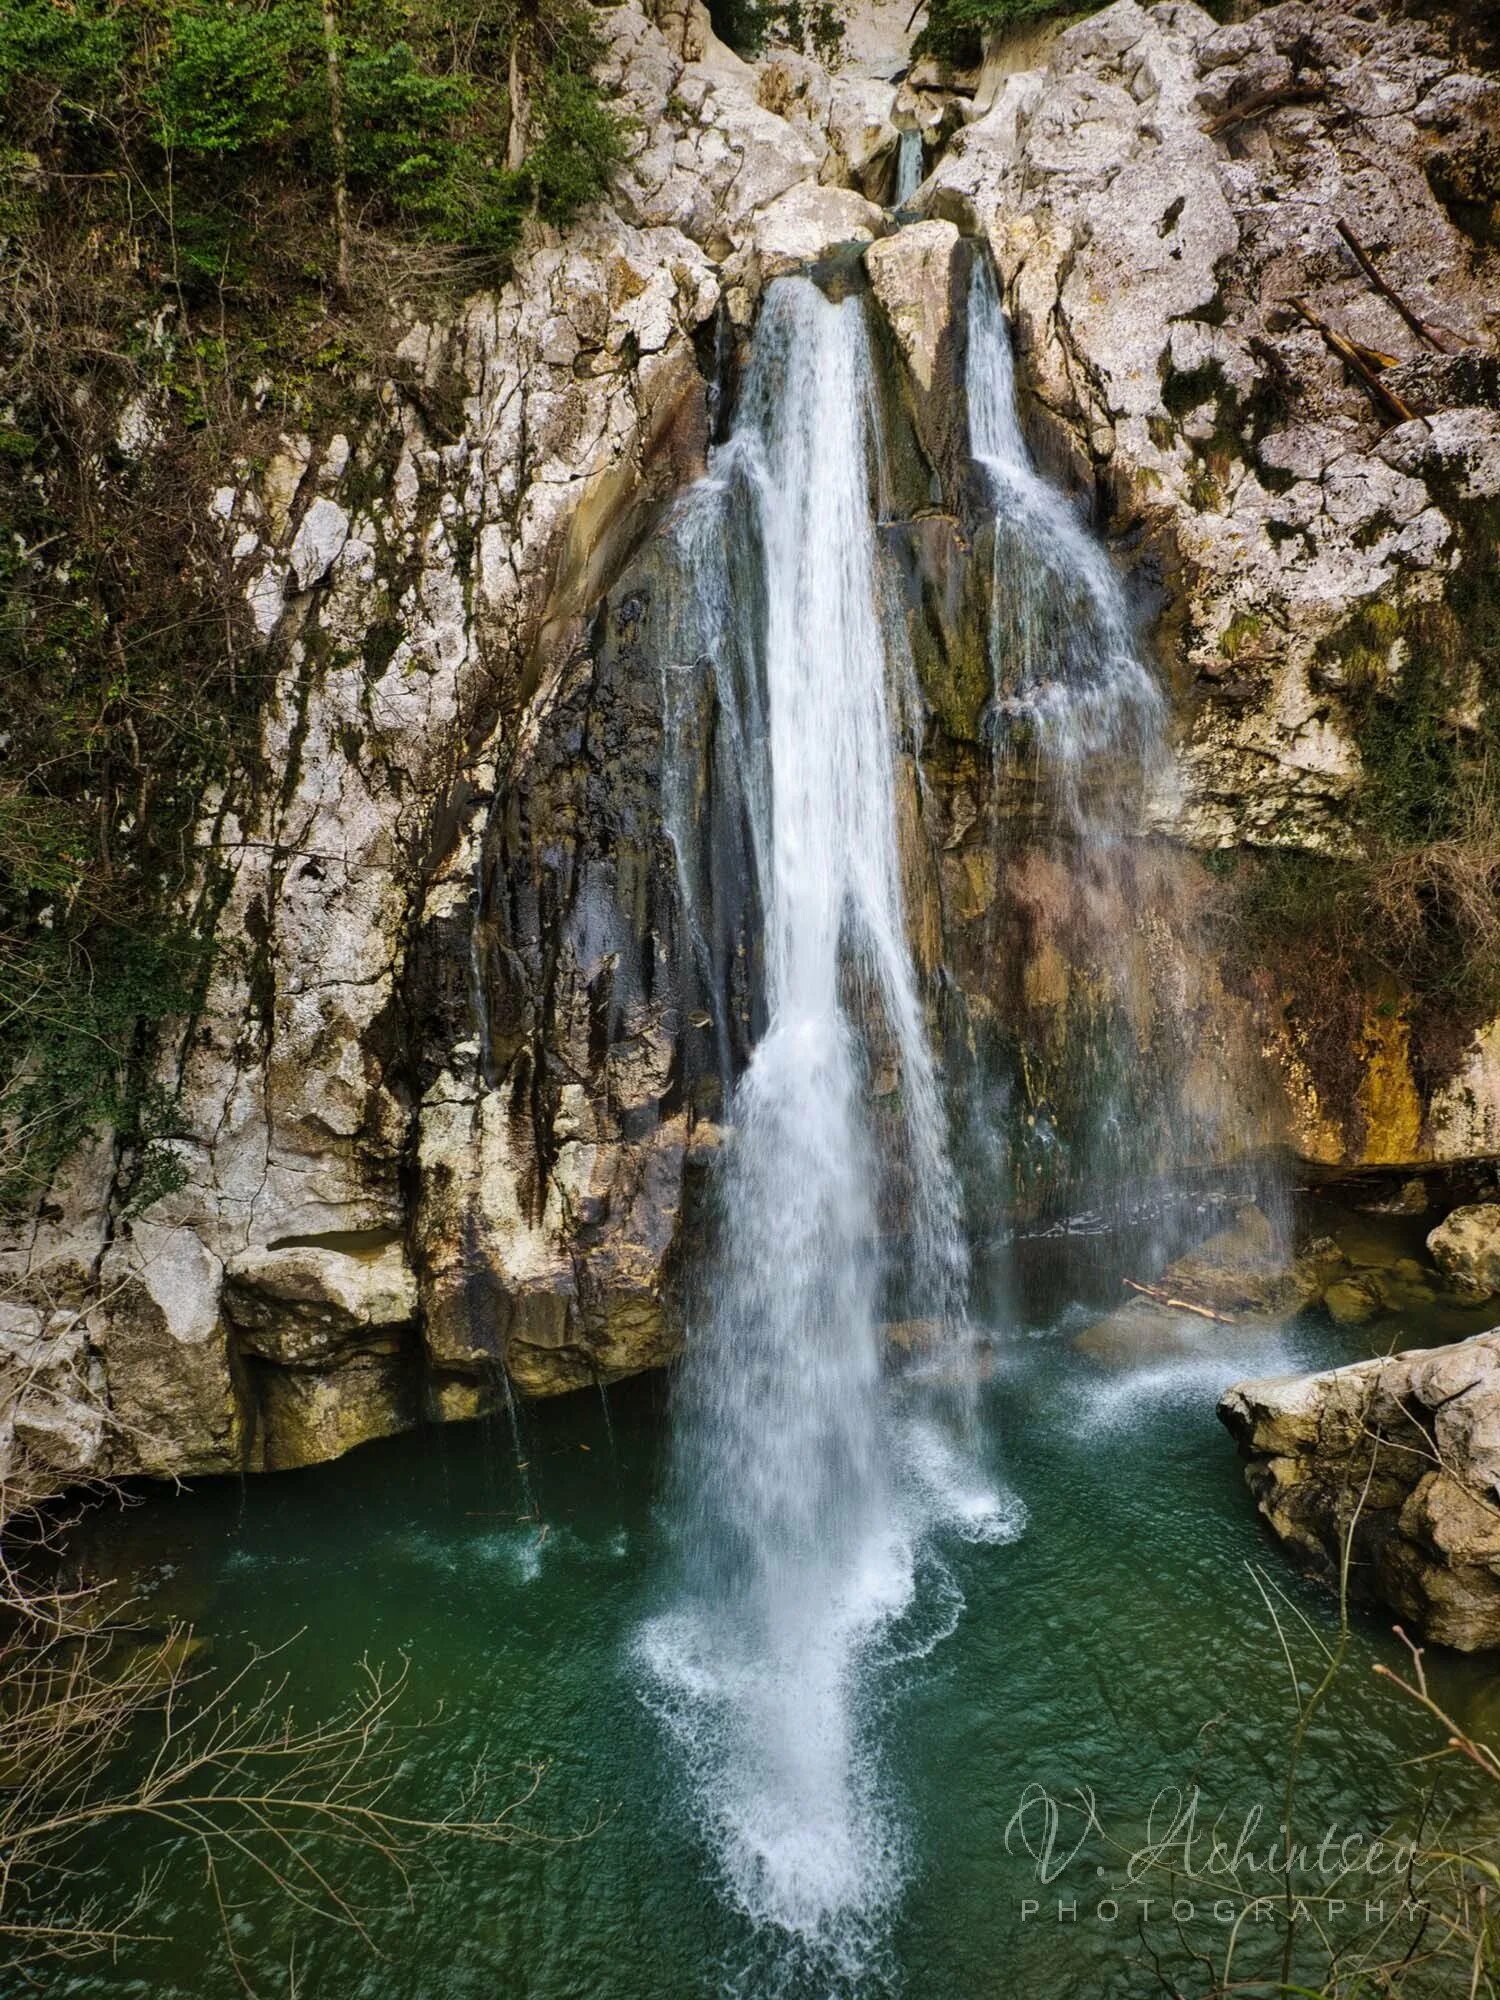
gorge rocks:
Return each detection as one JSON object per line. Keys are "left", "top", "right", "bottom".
{"left": 920, "top": 0, "right": 1500, "bottom": 1168}
{"left": 865, "top": 220, "right": 963, "bottom": 393}
{"left": 923, "top": 0, "right": 1495, "bottom": 850}
{"left": 1220, "top": 1332, "right": 1500, "bottom": 1651}
{"left": 1427, "top": 1205, "right": 1500, "bottom": 1299}
{"left": 5, "top": 0, "right": 1500, "bottom": 1504}
{"left": 0, "top": 0, "right": 919, "bottom": 1500}
{"left": 750, "top": 182, "right": 886, "bottom": 279}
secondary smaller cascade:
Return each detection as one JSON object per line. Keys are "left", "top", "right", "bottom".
{"left": 967, "top": 256, "right": 1163, "bottom": 793}
{"left": 964, "top": 254, "right": 1284, "bottom": 1228}
{"left": 894, "top": 129, "right": 923, "bottom": 206}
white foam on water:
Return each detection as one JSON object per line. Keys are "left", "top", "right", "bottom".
{"left": 1072, "top": 1329, "right": 1309, "bottom": 1438}
{"left": 895, "top": 1410, "right": 1028, "bottom": 1547}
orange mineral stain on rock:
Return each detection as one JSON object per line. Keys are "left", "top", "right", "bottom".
{"left": 1356, "top": 1008, "right": 1425, "bottom": 1166}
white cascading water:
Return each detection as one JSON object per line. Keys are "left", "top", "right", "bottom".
{"left": 893, "top": 129, "right": 923, "bottom": 206}
{"left": 641, "top": 275, "right": 1017, "bottom": 1967}
{"left": 966, "top": 256, "right": 1164, "bottom": 788}
{"left": 964, "top": 259, "right": 1283, "bottom": 1228}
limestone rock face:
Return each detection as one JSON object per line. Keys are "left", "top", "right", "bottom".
{"left": 925, "top": 0, "right": 1495, "bottom": 852}
{"left": 223, "top": 1243, "right": 418, "bottom": 1364}
{"left": 1428, "top": 1206, "right": 1500, "bottom": 1300}
{"left": 4, "top": 0, "right": 1500, "bottom": 1502}
{"left": 0, "top": 0, "right": 919, "bottom": 1500}
{"left": 1220, "top": 1333, "right": 1500, "bottom": 1651}
{"left": 920, "top": 0, "right": 1500, "bottom": 1165}
{"left": 750, "top": 182, "right": 885, "bottom": 278}
{"left": 865, "top": 220, "right": 962, "bottom": 391}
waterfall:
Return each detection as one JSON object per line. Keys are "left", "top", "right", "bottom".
{"left": 893, "top": 129, "right": 923, "bottom": 207}
{"left": 964, "top": 255, "right": 1188, "bottom": 1207}
{"left": 964, "top": 257, "right": 1284, "bottom": 1232}
{"left": 641, "top": 276, "right": 1016, "bottom": 1965}
{"left": 966, "top": 256, "right": 1164, "bottom": 791}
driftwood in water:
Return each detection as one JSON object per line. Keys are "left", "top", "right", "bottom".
{"left": 1121, "top": 1278, "right": 1236, "bottom": 1325}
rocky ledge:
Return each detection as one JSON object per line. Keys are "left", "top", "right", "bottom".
{"left": 4, "top": 0, "right": 1499, "bottom": 1504}
{"left": 1219, "top": 1331, "right": 1500, "bottom": 1651}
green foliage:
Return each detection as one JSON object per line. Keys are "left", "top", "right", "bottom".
{"left": 0, "top": 924, "right": 202, "bottom": 1212}
{"left": 0, "top": 0, "right": 627, "bottom": 1214}
{"left": 916, "top": 0, "right": 1084, "bottom": 69}
{"left": 0, "top": 0, "right": 622, "bottom": 266}
{"left": 524, "top": 65, "right": 627, "bottom": 220}
{"left": 0, "top": 0, "right": 126, "bottom": 127}
{"left": 705, "top": 0, "right": 845, "bottom": 63}
{"left": 153, "top": 5, "right": 308, "bottom": 154}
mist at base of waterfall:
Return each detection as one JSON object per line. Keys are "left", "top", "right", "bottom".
{"left": 636, "top": 1396, "right": 1024, "bottom": 1969}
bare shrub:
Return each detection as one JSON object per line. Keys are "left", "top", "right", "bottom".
{"left": 0, "top": 1481, "right": 557, "bottom": 1991}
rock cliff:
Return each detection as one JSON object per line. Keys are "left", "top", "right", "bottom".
{"left": 1220, "top": 1330, "right": 1500, "bottom": 1651}
{"left": 3, "top": 0, "right": 1498, "bottom": 1496}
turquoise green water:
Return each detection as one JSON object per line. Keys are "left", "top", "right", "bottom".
{"left": 61, "top": 1224, "right": 1500, "bottom": 2000}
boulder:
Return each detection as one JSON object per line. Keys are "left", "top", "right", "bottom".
{"left": 1323, "top": 1274, "right": 1383, "bottom": 1325}
{"left": 1220, "top": 1331, "right": 1500, "bottom": 1651}
{"left": 824, "top": 75, "right": 900, "bottom": 195}
{"left": 1427, "top": 1205, "right": 1500, "bottom": 1299}
{"left": 223, "top": 1240, "right": 418, "bottom": 1365}
{"left": 864, "top": 218, "right": 973, "bottom": 497}
{"left": 864, "top": 220, "right": 963, "bottom": 394}
{"left": 1074, "top": 1296, "right": 1289, "bottom": 1365}
{"left": 1155, "top": 1205, "right": 1341, "bottom": 1322}
{"left": 750, "top": 183, "right": 885, "bottom": 279}
{"left": 257, "top": 1347, "right": 420, "bottom": 1472}
{"left": 1076, "top": 1207, "right": 1349, "bottom": 1360}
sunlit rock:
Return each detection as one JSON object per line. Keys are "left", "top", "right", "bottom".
{"left": 1428, "top": 1205, "right": 1500, "bottom": 1300}
{"left": 1221, "top": 1332, "right": 1500, "bottom": 1651}
{"left": 750, "top": 182, "right": 885, "bottom": 279}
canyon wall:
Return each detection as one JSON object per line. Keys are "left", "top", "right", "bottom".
{"left": 3, "top": 0, "right": 1497, "bottom": 1495}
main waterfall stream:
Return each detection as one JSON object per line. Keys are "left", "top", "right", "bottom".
{"left": 641, "top": 275, "right": 1015, "bottom": 1966}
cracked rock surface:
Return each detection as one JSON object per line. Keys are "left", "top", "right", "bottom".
{"left": 3, "top": 0, "right": 1499, "bottom": 1501}
{"left": 1221, "top": 1331, "right": 1500, "bottom": 1650}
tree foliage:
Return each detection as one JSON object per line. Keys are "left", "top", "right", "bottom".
{"left": 0, "top": 0, "right": 624, "bottom": 1214}
{"left": 914, "top": 0, "right": 1082, "bottom": 69}
{"left": 0, "top": 0, "right": 624, "bottom": 261}
{"left": 703, "top": 0, "right": 845, "bottom": 64}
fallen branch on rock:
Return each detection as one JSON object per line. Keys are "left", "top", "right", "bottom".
{"left": 1335, "top": 219, "right": 1466, "bottom": 355}
{"left": 1204, "top": 80, "right": 1324, "bottom": 137}
{"left": 1288, "top": 297, "right": 1417, "bottom": 426}
{"left": 1122, "top": 1277, "right": 1236, "bottom": 1324}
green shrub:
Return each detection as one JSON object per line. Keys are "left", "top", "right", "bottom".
{"left": 705, "top": 0, "right": 844, "bottom": 62}
{"left": 916, "top": 0, "right": 1083, "bottom": 68}
{"left": 153, "top": 5, "right": 309, "bottom": 155}
{"left": 0, "top": 0, "right": 627, "bottom": 1212}
{"left": 0, "top": 0, "right": 623, "bottom": 264}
